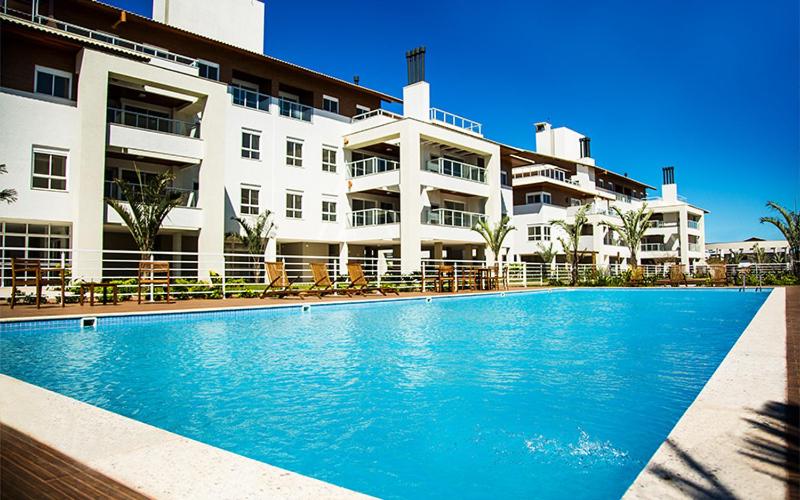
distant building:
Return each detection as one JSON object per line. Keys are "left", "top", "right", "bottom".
{"left": 706, "top": 238, "right": 790, "bottom": 262}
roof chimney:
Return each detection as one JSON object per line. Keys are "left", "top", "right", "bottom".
{"left": 406, "top": 46, "right": 426, "bottom": 85}
{"left": 661, "top": 166, "right": 678, "bottom": 201}
{"left": 662, "top": 166, "right": 675, "bottom": 185}
{"left": 353, "top": 75, "right": 360, "bottom": 85}
{"left": 579, "top": 137, "right": 591, "bottom": 158}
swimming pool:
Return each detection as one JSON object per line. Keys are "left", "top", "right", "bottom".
{"left": 0, "top": 289, "right": 769, "bottom": 499}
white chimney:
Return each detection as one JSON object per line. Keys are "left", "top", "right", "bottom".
{"left": 661, "top": 166, "right": 678, "bottom": 201}
{"left": 535, "top": 122, "right": 553, "bottom": 155}
{"left": 403, "top": 81, "right": 430, "bottom": 121}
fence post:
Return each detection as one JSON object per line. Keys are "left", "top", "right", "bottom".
{"left": 149, "top": 254, "right": 154, "bottom": 302}
{"left": 522, "top": 263, "right": 527, "bottom": 288}
{"left": 221, "top": 256, "right": 226, "bottom": 299}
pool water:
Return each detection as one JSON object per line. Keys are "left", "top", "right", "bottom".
{"left": 0, "top": 289, "right": 769, "bottom": 499}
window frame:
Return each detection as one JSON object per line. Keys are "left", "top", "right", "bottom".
{"left": 322, "top": 146, "right": 337, "bottom": 173}
{"left": 527, "top": 224, "right": 551, "bottom": 242}
{"left": 34, "top": 65, "right": 72, "bottom": 100}
{"left": 322, "top": 95, "right": 339, "bottom": 114}
{"left": 196, "top": 59, "right": 220, "bottom": 81}
{"left": 241, "top": 129, "right": 261, "bottom": 160}
{"left": 525, "top": 191, "right": 552, "bottom": 205}
{"left": 286, "top": 191, "right": 303, "bottom": 219}
{"left": 31, "top": 147, "right": 68, "bottom": 192}
{"left": 240, "top": 186, "right": 260, "bottom": 215}
{"left": 322, "top": 199, "right": 337, "bottom": 222}
{"left": 286, "top": 139, "right": 304, "bottom": 167}
{"left": 355, "top": 104, "right": 371, "bottom": 116}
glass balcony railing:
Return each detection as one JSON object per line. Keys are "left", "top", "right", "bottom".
{"left": 423, "top": 208, "right": 485, "bottom": 229}
{"left": 228, "top": 86, "right": 270, "bottom": 112}
{"left": 107, "top": 107, "right": 200, "bottom": 137}
{"left": 347, "top": 157, "right": 400, "bottom": 178}
{"left": 640, "top": 243, "right": 665, "bottom": 252}
{"left": 688, "top": 243, "right": 701, "bottom": 252}
{"left": 349, "top": 208, "right": 400, "bottom": 227}
{"left": 104, "top": 180, "right": 198, "bottom": 208}
{"left": 278, "top": 98, "right": 313, "bottom": 122}
{"left": 425, "top": 158, "right": 486, "bottom": 183}
{"left": 688, "top": 220, "right": 700, "bottom": 229}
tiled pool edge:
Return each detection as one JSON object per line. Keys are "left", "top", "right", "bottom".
{"left": 624, "top": 287, "right": 788, "bottom": 499}
{"left": 0, "top": 375, "right": 374, "bottom": 499}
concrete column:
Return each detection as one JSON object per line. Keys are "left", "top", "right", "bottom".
{"left": 196, "top": 91, "right": 227, "bottom": 280}
{"left": 678, "top": 207, "right": 689, "bottom": 268}
{"left": 265, "top": 237, "right": 277, "bottom": 262}
{"left": 171, "top": 233, "right": 182, "bottom": 277}
{"left": 337, "top": 241, "right": 348, "bottom": 276}
{"left": 433, "top": 241, "right": 443, "bottom": 260}
{"left": 399, "top": 124, "right": 422, "bottom": 273}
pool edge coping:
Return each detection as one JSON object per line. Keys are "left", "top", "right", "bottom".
{"left": 623, "top": 286, "right": 789, "bottom": 499}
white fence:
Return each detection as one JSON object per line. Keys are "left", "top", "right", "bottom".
{"left": 0, "top": 246, "right": 793, "bottom": 302}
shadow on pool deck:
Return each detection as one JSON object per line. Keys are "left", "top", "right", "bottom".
{"left": 739, "top": 402, "right": 800, "bottom": 492}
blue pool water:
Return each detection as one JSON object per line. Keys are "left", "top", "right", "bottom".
{"left": 1, "top": 289, "right": 769, "bottom": 499}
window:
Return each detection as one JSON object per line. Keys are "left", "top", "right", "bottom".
{"left": 527, "top": 225, "right": 551, "bottom": 241}
{"left": 286, "top": 192, "right": 303, "bottom": 219}
{"left": 32, "top": 148, "right": 68, "bottom": 191}
{"left": 197, "top": 60, "right": 219, "bottom": 80}
{"left": 322, "top": 95, "right": 339, "bottom": 114}
{"left": 500, "top": 170, "right": 509, "bottom": 186}
{"left": 241, "top": 130, "right": 261, "bottom": 160}
{"left": 322, "top": 147, "right": 337, "bottom": 172}
{"left": 569, "top": 197, "right": 583, "bottom": 207}
{"left": 322, "top": 200, "right": 337, "bottom": 222}
{"left": 34, "top": 66, "right": 72, "bottom": 100}
{"left": 240, "top": 187, "right": 259, "bottom": 215}
{"left": 286, "top": 139, "right": 303, "bottom": 167}
{"left": 355, "top": 104, "right": 371, "bottom": 116}
{"left": 525, "top": 192, "right": 551, "bottom": 204}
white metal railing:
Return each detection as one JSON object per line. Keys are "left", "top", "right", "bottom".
{"left": 103, "top": 181, "right": 198, "bottom": 208}
{"left": 647, "top": 220, "right": 677, "bottom": 228}
{"left": 1, "top": 4, "right": 201, "bottom": 68}
{"left": 228, "top": 86, "right": 270, "bottom": 112}
{"left": 640, "top": 243, "right": 665, "bottom": 252}
{"left": 596, "top": 186, "right": 635, "bottom": 203}
{"left": 566, "top": 203, "right": 610, "bottom": 216}
{"left": 107, "top": 107, "right": 200, "bottom": 137}
{"left": 278, "top": 99, "right": 313, "bottom": 122}
{"left": 426, "top": 157, "right": 486, "bottom": 183}
{"left": 645, "top": 194, "right": 689, "bottom": 203}
{"left": 347, "top": 157, "right": 400, "bottom": 178}
{"left": 351, "top": 109, "right": 402, "bottom": 122}
{"left": 688, "top": 220, "right": 700, "bottom": 229}
{"left": 423, "top": 208, "right": 485, "bottom": 229}
{"left": 349, "top": 208, "right": 400, "bottom": 227}
{"left": 429, "top": 108, "right": 482, "bottom": 134}
{"left": 512, "top": 165, "right": 580, "bottom": 186}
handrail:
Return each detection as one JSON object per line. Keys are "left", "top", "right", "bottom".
{"left": 423, "top": 208, "right": 485, "bottom": 228}
{"left": 104, "top": 180, "right": 199, "bottom": 208}
{"left": 429, "top": 108, "right": 482, "bottom": 134}
{"left": 1, "top": 6, "right": 201, "bottom": 68}
{"left": 347, "top": 157, "right": 400, "bottom": 178}
{"left": 688, "top": 220, "right": 700, "bottom": 229}
{"left": 647, "top": 220, "right": 677, "bottom": 228}
{"left": 349, "top": 208, "right": 400, "bottom": 227}
{"left": 278, "top": 98, "right": 313, "bottom": 122}
{"left": 107, "top": 107, "right": 200, "bottom": 137}
{"left": 512, "top": 165, "right": 580, "bottom": 185}
{"left": 351, "top": 109, "right": 402, "bottom": 122}
{"left": 228, "top": 86, "right": 270, "bottom": 112}
{"left": 425, "top": 157, "right": 486, "bottom": 183}
{"left": 640, "top": 243, "right": 665, "bottom": 252}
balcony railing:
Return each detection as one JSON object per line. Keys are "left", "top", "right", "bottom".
{"left": 423, "top": 208, "right": 485, "bottom": 229}
{"left": 351, "top": 109, "right": 402, "bottom": 122}
{"left": 107, "top": 107, "right": 200, "bottom": 137}
{"left": 278, "top": 98, "right": 313, "bottom": 122}
{"left": 647, "top": 220, "right": 677, "bottom": 228}
{"left": 640, "top": 243, "right": 665, "bottom": 252}
{"left": 688, "top": 220, "right": 700, "bottom": 229}
{"left": 426, "top": 158, "right": 486, "bottom": 183}
{"left": 1, "top": 5, "right": 202, "bottom": 68}
{"left": 597, "top": 187, "right": 634, "bottom": 203}
{"left": 429, "top": 108, "right": 482, "bottom": 134}
{"left": 513, "top": 165, "right": 580, "bottom": 186}
{"left": 228, "top": 86, "right": 270, "bottom": 112}
{"left": 347, "top": 157, "right": 400, "bottom": 178}
{"left": 104, "top": 181, "right": 198, "bottom": 208}
{"left": 688, "top": 243, "right": 701, "bottom": 252}
{"left": 349, "top": 208, "right": 400, "bottom": 227}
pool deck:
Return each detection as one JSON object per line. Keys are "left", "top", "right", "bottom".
{"left": 625, "top": 287, "right": 798, "bottom": 499}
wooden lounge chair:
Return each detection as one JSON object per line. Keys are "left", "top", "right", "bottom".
{"left": 709, "top": 264, "right": 728, "bottom": 287}
{"left": 628, "top": 266, "right": 644, "bottom": 287}
{"left": 10, "top": 258, "right": 66, "bottom": 308}
{"left": 489, "top": 264, "right": 509, "bottom": 291}
{"left": 260, "top": 261, "right": 304, "bottom": 299}
{"left": 308, "top": 262, "right": 346, "bottom": 298}
{"left": 435, "top": 265, "right": 457, "bottom": 293}
{"left": 683, "top": 268, "right": 707, "bottom": 286}
{"left": 346, "top": 262, "right": 399, "bottom": 296}
{"left": 655, "top": 265, "right": 685, "bottom": 287}
{"left": 138, "top": 261, "right": 171, "bottom": 303}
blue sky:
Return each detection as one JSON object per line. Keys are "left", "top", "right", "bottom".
{"left": 109, "top": 0, "right": 798, "bottom": 242}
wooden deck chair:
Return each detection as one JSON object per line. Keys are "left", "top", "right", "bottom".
{"left": 655, "top": 265, "right": 684, "bottom": 286}
{"left": 436, "top": 265, "right": 457, "bottom": 293}
{"left": 628, "top": 266, "right": 644, "bottom": 287}
{"left": 308, "top": 262, "right": 345, "bottom": 298}
{"left": 346, "top": 262, "right": 399, "bottom": 296}
{"left": 709, "top": 264, "right": 728, "bottom": 287}
{"left": 260, "top": 261, "right": 304, "bottom": 299}
{"left": 138, "top": 261, "right": 171, "bottom": 304}
{"left": 10, "top": 258, "right": 66, "bottom": 309}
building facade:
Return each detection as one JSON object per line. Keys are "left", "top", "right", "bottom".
{"left": 0, "top": 0, "right": 707, "bottom": 284}
{"left": 706, "top": 238, "right": 790, "bottom": 262}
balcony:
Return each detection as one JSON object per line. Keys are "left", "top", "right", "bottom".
{"left": 278, "top": 98, "right": 312, "bottom": 122}
{"left": 106, "top": 107, "right": 203, "bottom": 161}
{"left": 688, "top": 243, "right": 701, "bottom": 252}
{"left": 349, "top": 208, "right": 400, "bottom": 227}
{"left": 641, "top": 243, "right": 665, "bottom": 252}
{"left": 425, "top": 158, "right": 486, "bottom": 183}
{"left": 104, "top": 181, "right": 198, "bottom": 208}
{"left": 688, "top": 220, "right": 700, "bottom": 230}
{"left": 347, "top": 157, "right": 400, "bottom": 178}
{"left": 104, "top": 183, "right": 201, "bottom": 230}
{"left": 423, "top": 208, "right": 485, "bottom": 229}
{"left": 647, "top": 220, "right": 677, "bottom": 228}
{"left": 429, "top": 108, "right": 482, "bottom": 135}
{"left": 513, "top": 165, "right": 579, "bottom": 185}
{"left": 228, "top": 86, "right": 270, "bottom": 112}
{"left": 597, "top": 186, "right": 633, "bottom": 203}
{"left": 351, "top": 109, "right": 402, "bottom": 123}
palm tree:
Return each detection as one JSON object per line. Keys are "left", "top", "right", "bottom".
{"left": 228, "top": 210, "right": 276, "bottom": 279}
{"left": 536, "top": 242, "right": 556, "bottom": 281}
{"left": 0, "top": 164, "right": 17, "bottom": 204}
{"left": 602, "top": 204, "right": 653, "bottom": 269}
{"left": 760, "top": 201, "right": 800, "bottom": 277}
{"left": 727, "top": 250, "right": 744, "bottom": 265}
{"left": 752, "top": 243, "right": 766, "bottom": 265}
{"left": 472, "top": 215, "right": 515, "bottom": 267}
{"left": 550, "top": 205, "right": 589, "bottom": 285}
{"left": 772, "top": 251, "right": 787, "bottom": 264}
{"left": 106, "top": 169, "right": 182, "bottom": 259}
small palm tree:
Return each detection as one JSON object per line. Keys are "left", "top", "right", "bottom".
{"left": 772, "top": 252, "right": 787, "bottom": 264}
{"left": 106, "top": 169, "right": 182, "bottom": 259}
{"left": 0, "top": 164, "right": 17, "bottom": 204}
{"left": 228, "top": 210, "right": 276, "bottom": 279}
{"left": 760, "top": 201, "right": 800, "bottom": 277}
{"left": 550, "top": 205, "right": 589, "bottom": 285}
{"left": 727, "top": 250, "right": 744, "bottom": 265}
{"left": 752, "top": 243, "right": 766, "bottom": 265}
{"left": 602, "top": 204, "right": 653, "bottom": 269}
{"left": 536, "top": 242, "right": 556, "bottom": 281}
{"left": 472, "top": 215, "right": 515, "bottom": 267}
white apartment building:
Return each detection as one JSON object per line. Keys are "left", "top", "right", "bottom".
{"left": 706, "top": 238, "right": 790, "bottom": 262}
{"left": 0, "top": 0, "right": 706, "bottom": 284}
